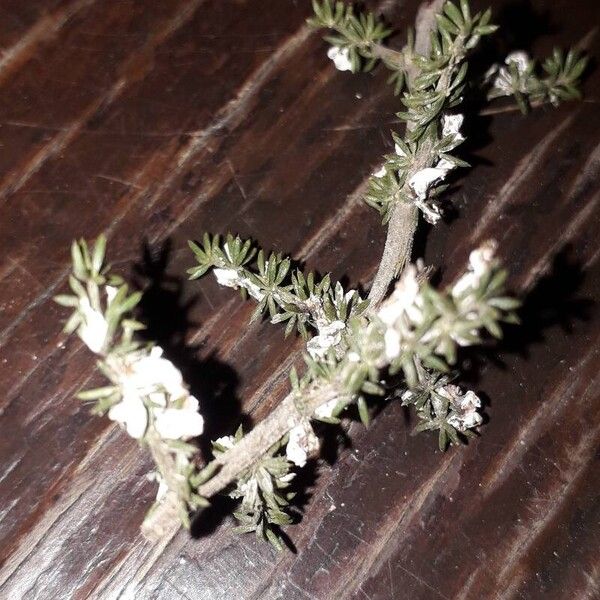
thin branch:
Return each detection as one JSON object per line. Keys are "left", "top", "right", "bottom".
{"left": 368, "top": 0, "right": 445, "bottom": 308}
{"left": 198, "top": 383, "right": 346, "bottom": 498}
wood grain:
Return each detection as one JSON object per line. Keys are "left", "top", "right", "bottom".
{"left": 0, "top": 0, "right": 598, "bottom": 598}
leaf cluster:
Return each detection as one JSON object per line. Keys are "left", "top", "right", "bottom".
{"left": 308, "top": 0, "right": 392, "bottom": 73}
{"left": 188, "top": 233, "right": 369, "bottom": 340}
{"left": 364, "top": 1, "right": 496, "bottom": 222}
{"left": 488, "top": 48, "right": 588, "bottom": 112}
{"left": 54, "top": 235, "right": 143, "bottom": 356}
{"left": 214, "top": 430, "right": 296, "bottom": 550}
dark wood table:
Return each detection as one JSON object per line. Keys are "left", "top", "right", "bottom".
{"left": 1, "top": 1, "right": 598, "bottom": 598}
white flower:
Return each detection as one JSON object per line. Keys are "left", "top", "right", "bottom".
{"left": 314, "top": 398, "right": 338, "bottom": 419}
{"left": 438, "top": 385, "right": 482, "bottom": 431}
{"left": 286, "top": 419, "right": 320, "bottom": 467}
{"left": 123, "top": 346, "right": 186, "bottom": 399}
{"left": 409, "top": 167, "right": 447, "bottom": 200}
{"left": 442, "top": 113, "right": 464, "bottom": 144}
{"left": 105, "top": 285, "right": 118, "bottom": 304}
{"left": 452, "top": 240, "right": 498, "bottom": 297}
{"left": 384, "top": 328, "right": 401, "bottom": 360}
{"left": 110, "top": 346, "right": 203, "bottom": 441}
{"left": 108, "top": 391, "right": 148, "bottom": 438}
{"left": 213, "top": 267, "right": 239, "bottom": 288}
{"left": 327, "top": 46, "right": 353, "bottom": 72}
{"left": 378, "top": 265, "right": 425, "bottom": 360}
{"left": 469, "top": 240, "right": 497, "bottom": 275}
{"left": 78, "top": 297, "right": 109, "bottom": 354}
{"left": 506, "top": 51, "right": 530, "bottom": 73}
{"left": 213, "top": 268, "right": 264, "bottom": 301}
{"left": 307, "top": 320, "right": 346, "bottom": 359}
{"left": 490, "top": 51, "right": 531, "bottom": 95}
{"left": 214, "top": 435, "right": 235, "bottom": 449}
{"left": 373, "top": 165, "right": 387, "bottom": 178}
{"left": 414, "top": 198, "right": 442, "bottom": 224}
{"left": 154, "top": 395, "right": 204, "bottom": 440}
{"left": 401, "top": 389, "right": 414, "bottom": 403}
{"left": 378, "top": 264, "right": 422, "bottom": 327}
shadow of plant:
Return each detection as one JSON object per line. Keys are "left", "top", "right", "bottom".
{"left": 132, "top": 238, "right": 250, "bottom": 461}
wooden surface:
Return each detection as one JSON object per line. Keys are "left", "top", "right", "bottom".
{"left": 0, "top": 0, "right": 599, "bottom": 598}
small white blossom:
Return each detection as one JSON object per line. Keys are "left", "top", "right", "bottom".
{"left": 105, "top": 285, "right": 118, "bottom": 304}
{"left": 506, "top": 51, "right": 530, "bottom": 73}
{"left": 394, "top": 143, "right": 406, "bottom": 157}
{"left": 214, "top": 435, "right": 236, "bottom": 449}
{"left": 109, "top": 346, "right": 204, "bottom": 441}
{"left": 213, "top": 267, "right": 264, "bottom": 301}
{"left": 378, "top": 265, "right": 424, "bottom": 360}
{"left": 306, "top": 320, "right": 346, "bottom": 359}
{"left": 108, "top": 391, "right": 148, "bottom": 438}
{"left": 373, "top": 165, "right": 387, "bottom": 178}
{"left": 384, "top": 328, "right": 401, "bottom": 360}
{"left": 414, "top": 198, "right": 443, "bottom": 224}
{"left": 213, "top": 267, "right": 239, "bottom": 288}
{"left": 286, "top": 419, "right": 320, "bottom": 467}
{"left": 378, "top": 264, "right": 422, "bottom": 327}
{"left": 314, "top": 398, "right": 338, "bottom": 419}
{"left": 409, "top": 168, "right": 443, "bottom": 196}
{"left": 347, "top": 351, "right": 360, "bottom": 363}
{"left": 442, "top": 113, "right": 464, "bottom": 143}
{"left": 469, "top": 240, "right": 498, "bottom": 275}
{"left": 409, "top": 166, "right": 447, "bottom": 200}
{"left": 490, "top": 51, "right": 532, "bottom": 95}
{"left": 78, "top": 297, "right": 109, "bottom": 354}
{"left": 452, "top": 240, "right": 498, "bottom": 297}
{"left": 438, "top": 384, "right": 482, "bottom": 431}
{"left": 327, "top": 46, "right": 353, "bottom": 72}
{"left": 123, "top": 346, "right": 186, "bottom": 399}
{"left": 401, "top": 389, "right": 414, "bottom": 403}
{"left": 154, "top": 395, "right": 204, "bottom": 440}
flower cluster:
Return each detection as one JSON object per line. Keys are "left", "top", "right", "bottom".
{"left": 486, "top": 48, "right": 588, "bottom": 112}
{"left": 105, "top": 346, "right": 204, "bottom": 441}
{"left": 55, "top": 236, "right": 208, "bottom": 532}
{"left": 308, "top": 0, "right": 393, "bottom": 75}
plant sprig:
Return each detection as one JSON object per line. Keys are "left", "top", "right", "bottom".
{"left": 188, "top": 233, "right": 368, "bottom": 347}
{"left": 487, "top": 48, "right": 588, "bottom": 113}
{"left": 308, "top": 0, "right": 394, "bottom": 74}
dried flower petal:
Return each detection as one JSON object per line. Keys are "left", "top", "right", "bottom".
{"left": 307, "top": 320, "right": 346, "bottom": 359}
{"left": 154, "top": 395, "right": 204, "bottom": 440}
{"left": 314, "top": 398, "right": 338, "bottom": 419}
{"left": 442, "top": 113, "right": 464, "bottom": 142}
{"left": 78, "top": 297, "right": 109, "bottom": 354}
{"left": 438, "top": 384, "right": 483, "bottom": 431}
{"left": 108, "top": 391, "right": 148, "bottom": 439}
{"left": 327, "top": 46, "right": 352, "bottom": 72}
{"left": 286, "top": 419, "right": 320, "bottom": 467}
